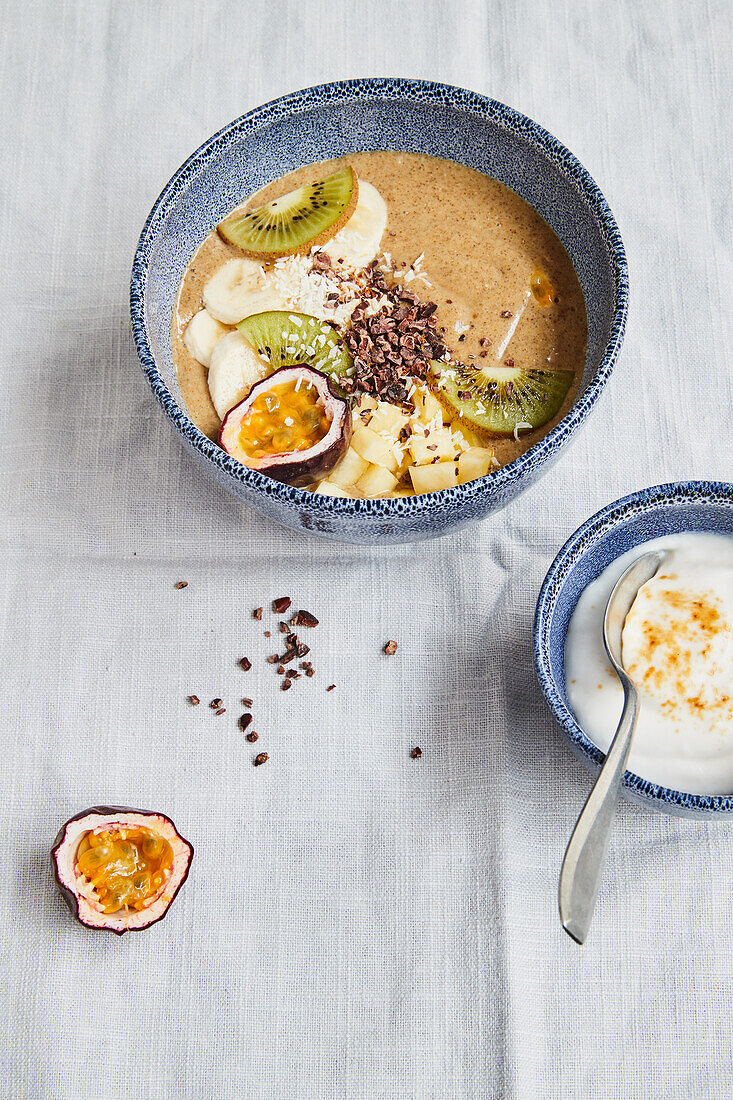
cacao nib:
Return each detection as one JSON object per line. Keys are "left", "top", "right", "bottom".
{"left": 294, "top": 610, "right": 319, "bottom": 628}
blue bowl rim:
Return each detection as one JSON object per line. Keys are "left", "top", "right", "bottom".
{"left": 534, "top": 480, "right": 733, "bottom": 813}
{"left": 130, "top": 76, "right": 629, "bottom": 518}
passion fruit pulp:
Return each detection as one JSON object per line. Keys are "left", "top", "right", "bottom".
{"left": 51, "top": 806, "right": 193, "bottom": 934}
{"left": 75, "top": 826, "right": 174, "bottom": 913}
{"left": 219, "top": 365, "right": 351, "bottom": 486}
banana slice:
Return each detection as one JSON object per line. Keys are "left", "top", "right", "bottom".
{"left": 322, "top": 181, "right": 388, "bottom": 270}
{"left": 203, "top": 258, "right": 292, "bottom": 325}
{"left": 207, "top": 331, "right": 270, "bottom": 420}
{"left": 183, "top": 309, "right": 232, "bottom": 368}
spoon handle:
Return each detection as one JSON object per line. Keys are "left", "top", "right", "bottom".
{"left": 558, "top": 676, "right": 639, "bottom": 945}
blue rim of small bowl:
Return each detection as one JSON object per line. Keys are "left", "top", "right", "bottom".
{"left": 534, "top": 480, "right": 733, "bottom": 814}
{"left": 130, "top": 77, "right": 629, "bottom": 518}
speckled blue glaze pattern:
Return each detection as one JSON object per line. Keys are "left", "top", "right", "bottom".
{"left": 130, "top": 78, "right": 629, "bottom": 544}
{"left": 534, "top": 481, "right": 733, "bottom": 817}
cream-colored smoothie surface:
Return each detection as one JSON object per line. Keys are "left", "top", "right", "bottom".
{"left": 172, "top": 151, "right": 587, "bottom": 463}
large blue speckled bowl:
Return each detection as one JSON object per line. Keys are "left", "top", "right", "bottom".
{"left": 130, "top": 78, "right": 628, "bottom": 544}
{"left": 534, "top": 481, "right": 733, "bottom": 817}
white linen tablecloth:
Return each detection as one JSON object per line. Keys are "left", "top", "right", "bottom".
{"left": 2, "top": 2, "right": 731, "bottom": 1097}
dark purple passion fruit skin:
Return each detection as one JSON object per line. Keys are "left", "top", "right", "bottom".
{"left": 219, "top": 366, "right": 352, "bottom": 488}
{"left": 51, "top": 805, "right": 194, "bottom": 935}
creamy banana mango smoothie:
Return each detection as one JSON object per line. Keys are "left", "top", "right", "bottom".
{"left": 172, "top": 152, "right": 587, "bottom": 498}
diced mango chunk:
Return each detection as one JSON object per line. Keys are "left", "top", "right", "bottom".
{"left": 315, "top": 481, "right": 351, "bottom": 497}
{"left": 457, "top": 447, "right": 495, "bottom": 484}
{"left": 412, "top": 386, "right": 444, "bottom": 425}
{"left": 409, "top": 462, "right": 459, "bottom": 494}
{"left": 357, "top": 464, "right": 399, "bottom": 497}
{"left": 408, "top": 428, "right": 457, "bottom": 465}
{"left": 329, "top": 448, "right": 370, "bottom": 489}
{"left": 368, "top": 403, "right": 410, "bottom": 437}
{"left": 351, "top": 425, "right": 399, "bottom": 471}
{"left": 451, "top": 424, "right": 485, "bottom": 449}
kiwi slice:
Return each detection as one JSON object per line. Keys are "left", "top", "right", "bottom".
{"left": 237, "top": 311, "right": 353, "bottom": 383}
{"left": 218, "top": 168, "right": 358, "bottom": 257}
{"left": 432, "top": 360, "right": 573, "bottom": 436}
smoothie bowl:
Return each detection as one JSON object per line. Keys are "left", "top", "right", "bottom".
{"left": 534, "top": 482, "right": 733, "bottom": 817}
{"left": 130, "top": 78, "right": 628, "bottom": 544}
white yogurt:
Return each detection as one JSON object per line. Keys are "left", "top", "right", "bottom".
{"left": 565, "top": 532, "right": 733, "bottom": 794}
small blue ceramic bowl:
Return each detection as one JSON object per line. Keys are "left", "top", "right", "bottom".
{"left": 131, "top": 78, "right": 628, "bottom": 544}
{"left": 534, "top": 481, "right": 733, "bottom": 817}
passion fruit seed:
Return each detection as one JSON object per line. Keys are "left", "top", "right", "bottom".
{"left": 106, "top": 878, "right": 135, "bottom": 906}
{"left": 142, "top": 833, "right": 165, "bottom": 859}
{"left": 76, "top": 847, "right": 108, "bottom": 874}
{"left": 76, "top": 834, "right": 92, "bottom": 855}
{"left": 97, "top": 855, "right": 136, "bottom": 884}
{"left": 530, "top": 268, "right": 556, "bottom": 307}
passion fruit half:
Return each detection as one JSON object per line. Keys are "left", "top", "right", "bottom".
{"left": 219, "top": 365, "right": 351, "bottom": 487}
{"left": 51, "top": 806, "right": 193, "bottom": 934}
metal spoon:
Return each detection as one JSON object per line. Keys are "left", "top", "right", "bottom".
{"left": 558, "top": 549, "right": 667, "bottom": 945}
